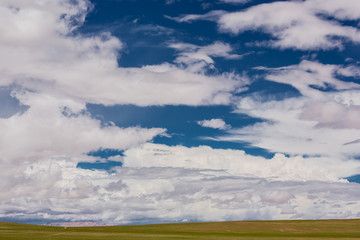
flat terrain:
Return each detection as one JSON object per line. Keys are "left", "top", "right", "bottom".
{"left": 1, "top": 219, "right": 360, "bottom": 240}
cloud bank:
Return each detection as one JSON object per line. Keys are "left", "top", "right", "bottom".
{"left": 1, "top": 144, "right": 360, "bottom": 224}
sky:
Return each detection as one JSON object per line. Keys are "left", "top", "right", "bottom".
{"left": 1, "top": 0, "right": 360, "bottom": 225}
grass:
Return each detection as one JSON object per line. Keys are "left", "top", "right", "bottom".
{"left": 1, "top": 219, "right": 360, "bottom": 239}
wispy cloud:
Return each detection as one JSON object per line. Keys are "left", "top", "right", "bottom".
{"left": 220, "top": 0, "right": 360, "bottom": 50}
{"left": 172, "top": 0, "right": 360, "bottom": 50}
{"left": 219, "top": 0, "right": 251, "bottom": 5}
{"left": 170, "top": 42, "right": 243, "bottom": 63}
{"left": 165, "top": 10, "right": 226, "bottom": 23}
{"left": 210, "top": 60, "right": 360, "bottom": 159}
{"left": 228, "top": 96, "right": 360, "bottom": 158}
{"left": 168, "top": 41, "right": 245, "bottom": 73}
{"left": 255, "top": 60, "right": 360, "bottom": 98}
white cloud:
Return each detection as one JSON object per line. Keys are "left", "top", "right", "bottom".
{"left": 175, "top": 0, "right": 360, "bottom": 50}
{"left": 197, "top": 118, "right": 230, "bottom": 130}
{"left": 306, "top": 0, "right": 360, "bottom": 21}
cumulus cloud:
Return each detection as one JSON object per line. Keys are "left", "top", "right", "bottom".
{"left": 0, "top": 1, "right": 244, "bottom": 107}
{"left": 2, "top": 144, "right": 360, "bottom": 224}
{"left": 173, "top": 0, "right": 360, "bottom": 50}
{"left": 197, "top": 118, "right": 230, "bottom": 130}
{"left": 0, "top": 91, "right": 165, "bottom": 164}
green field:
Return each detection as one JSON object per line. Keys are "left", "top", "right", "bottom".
{"left": 1, "top": 219, "right": 360, "bottom": 240}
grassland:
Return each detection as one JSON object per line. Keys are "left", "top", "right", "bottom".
{"left": 1, "top": 219, "right": 360, "bottom": 240}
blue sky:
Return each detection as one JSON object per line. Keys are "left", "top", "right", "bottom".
{"left": 1, "top": 0, "right": 360, "bottom": 225}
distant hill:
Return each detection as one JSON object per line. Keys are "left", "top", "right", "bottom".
{"left": 46, "top": 221, "right": 112, "bottom": 227}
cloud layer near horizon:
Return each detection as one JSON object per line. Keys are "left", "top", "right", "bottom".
{"left": 1, "top": 144, "right": 360, "bottom": 224}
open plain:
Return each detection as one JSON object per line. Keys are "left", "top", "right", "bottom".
{"left": 1, "top": 219, "right": 360, "bottom": 240}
